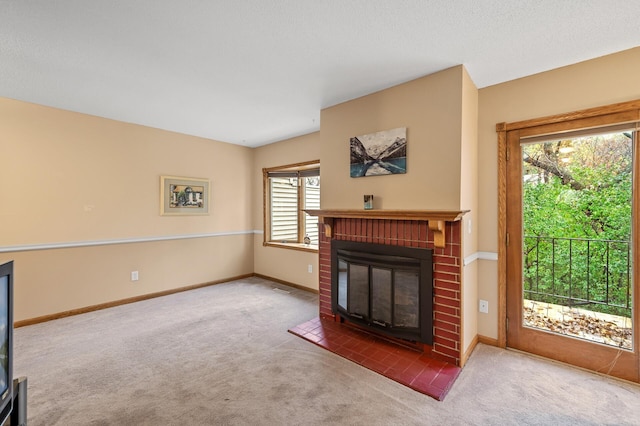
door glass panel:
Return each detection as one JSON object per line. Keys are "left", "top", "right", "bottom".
{"left": 521, "top": 131, "right": 633, "bottom": 349}
{"left": 349, "top": 264, "right": 369, "bottom": 318}
{"left": 371, "top": 268, "right": 392, "bottom": 325}
{"left": 337, "top": 259, "right": 348, "bottom": 310}
{"left": 394, "top": 270, "right": 419, "bottom": 328}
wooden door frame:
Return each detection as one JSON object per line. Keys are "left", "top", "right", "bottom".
{"left": 497, "top": 99, "right": 640, "bottom": 382}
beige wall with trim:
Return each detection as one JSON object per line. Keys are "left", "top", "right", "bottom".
{"left": 252, "top": 132, "right": 321, "bottom": 291}
{"left": 461, "top": 67, "right": 479, "bottom": 354}
{"left": 476, "top": 46, "right": 640, "bottom": 339}
{"left": 5, "top": 236, "right": 253, "bottom": 321}
{"left": 1, "top": 98, "right": 254, "bottom": 321}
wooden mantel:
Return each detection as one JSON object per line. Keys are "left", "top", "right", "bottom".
{"left": 304, "top": 209, "right": 469, "bottom": 248}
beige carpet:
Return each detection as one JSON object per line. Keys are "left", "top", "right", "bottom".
{"left": 13, "top": 276, "right": 640, "bottom": 425}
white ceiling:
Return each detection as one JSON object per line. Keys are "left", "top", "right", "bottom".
{"left": 2, "top": 1, "right": 640, "bottom": 147}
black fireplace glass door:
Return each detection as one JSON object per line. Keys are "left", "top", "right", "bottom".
{"left": 371, "top": 268, "right": 392, "bottom": 325}
{"left": 349, "top": 264, "right": 369, "bottom": 318}
{"left": 393, "top": 270, "right": 420, "bottom": 328}
{"left": 337, "top": 260, "right": 348, "bottom": 310}
{"left": 332, "top": 241, "right": 433, "bottom": 344}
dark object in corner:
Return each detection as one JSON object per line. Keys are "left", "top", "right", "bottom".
{"left": 10, "top": 376, "right": 27, "bottom": 426}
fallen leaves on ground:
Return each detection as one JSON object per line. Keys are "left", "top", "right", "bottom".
{"left": 524, "top": 306, "right": 632, "bottom": 349}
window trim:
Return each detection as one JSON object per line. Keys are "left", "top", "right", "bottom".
{"left": 263, "top": 160, "right": 320, "bottom": 252}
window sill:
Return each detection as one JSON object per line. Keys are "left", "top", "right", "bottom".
{"left": 263, "top": 241, "right": 319, "bottom": 253}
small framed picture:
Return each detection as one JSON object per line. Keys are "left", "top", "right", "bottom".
{"left": 364, "top": 195, "right": 374, "bottom": 210}
{"left": 160, "top": 175, "right": 210, "bottom": 216}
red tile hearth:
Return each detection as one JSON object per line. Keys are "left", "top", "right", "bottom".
{"left": 288, "top": 317, "right": 461, "bottom": 401}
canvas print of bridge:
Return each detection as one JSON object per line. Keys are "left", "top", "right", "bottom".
{"left": 160, "top": 175, "right": 210, "bottom": 215}
{"left": 350, "top": 127, "right": 407, "bottom": 177}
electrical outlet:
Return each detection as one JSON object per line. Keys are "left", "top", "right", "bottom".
{"left": 479, "top": 299, "right": 489, "bottom": 314}
{"left": 308, "top": 264, "right": 313, "bottom": 273}
{"left": 131, "top": 271, "right": 139, "bottom": 281}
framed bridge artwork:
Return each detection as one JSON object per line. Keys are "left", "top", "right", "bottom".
{"left": 160, "top": 175, "right": 210, "bottom": 215}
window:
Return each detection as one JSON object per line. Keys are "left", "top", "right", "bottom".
{"left": 263, "top": 161, "right": 320, "bottom": 250}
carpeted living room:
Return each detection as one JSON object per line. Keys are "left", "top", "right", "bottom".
{"left": 13, "top": 277, "right": 640, "bottom": 424}
{"left": 2, "top": 2, "right": 640, "bottom": 425}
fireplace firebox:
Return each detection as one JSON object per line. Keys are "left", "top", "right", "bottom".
{"left": 331, "top": 240, "right": 433, "bottom": 344}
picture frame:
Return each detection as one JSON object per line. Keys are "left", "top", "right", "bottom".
{"left": 160, "top": 175, "right": 210, "bottom": 216}
{"left": 350, "top": 127, "right": 407, "bottom": 177}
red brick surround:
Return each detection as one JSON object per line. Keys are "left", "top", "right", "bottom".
{"left": 318, "top": 218, "right": 462, "bottom": 365}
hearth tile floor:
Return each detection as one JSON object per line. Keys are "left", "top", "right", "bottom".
{"left": 288, "top": 317, "right": 461, "bottom": 401}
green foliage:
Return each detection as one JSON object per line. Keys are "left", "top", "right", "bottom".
{"left": 522, "top": 133, "right": 632, "bottom": 317}
{"left": 177, "top": 190, "right": 187, "bottom": 206}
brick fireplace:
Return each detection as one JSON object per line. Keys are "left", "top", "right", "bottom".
{"left": 309, "top": 209, "right": 467, "bottom": 366}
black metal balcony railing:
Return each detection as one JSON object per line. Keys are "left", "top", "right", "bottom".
{"left": 524, "top": 235, "right": 632, "bottom": 318}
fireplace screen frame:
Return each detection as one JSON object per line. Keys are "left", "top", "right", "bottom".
{"left": 331, "top": 240, "right": 433, "bottom": 344}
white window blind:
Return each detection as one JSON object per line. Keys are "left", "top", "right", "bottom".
{"left": 267, "top": 168, "right": 320, "bottom": 245}
{"left": 270, "top": 177, "right": 298, "bottom": 241}
{"left": 304, "top": 176, "right": 320, "bottom": 245}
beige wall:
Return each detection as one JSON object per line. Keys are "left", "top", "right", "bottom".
{"left": 6, "top": 236, "right": 253, "bottom": 321}
{"left": 1, "top": 98, "right": 254, "bottom": 321}
{"left": 460, "top": 67, "right": 479, "bottom": 354}
{"left": 320, "top": 66, "right": 465, "bottom": 210}
{"left": 476, "top": 47, "right": 640, "bottom": 339}
{"left": 460, "top": 67, "right": 479, "bottom": 256}
{"left": 252, "top": 132, "right": 321, "bottom": 291}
